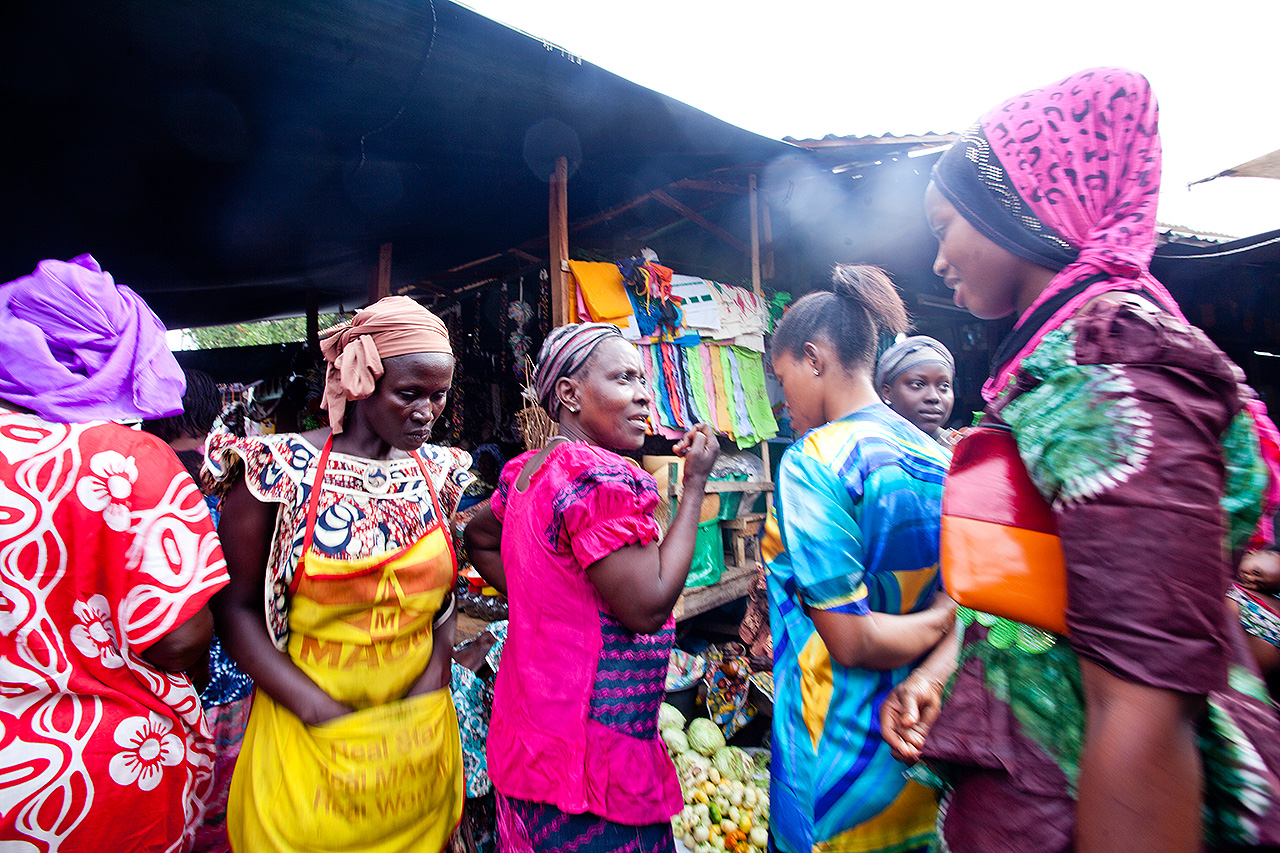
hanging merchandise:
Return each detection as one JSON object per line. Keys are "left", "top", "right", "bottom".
{"left": 566, "top": 261, "right": 636, "bottom": 336}
{"left": 538, "top": 268, "right": 550, "bottom": 337}
{"left": 507, "top": 299, "right": 533, "bottom": 378}
{"left": 669, "top": 275, "right": 721, "bottom": 333}
{"left": 615, "top": 257, "right": 687, "bottom": 340}
{"left": 569, "top": 255, "right": 777, "bottom": 449}
{"left": 768, "top": 292, "right": 792, "bottom": 328}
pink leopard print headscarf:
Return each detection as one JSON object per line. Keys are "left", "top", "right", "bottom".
{"left": 970, "top": 67, "right": 1280, "bottom": 537}
{"left": 975, "top": 67, "right": 1185, "bottom": 402}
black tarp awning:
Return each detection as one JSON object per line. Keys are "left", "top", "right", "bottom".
{"left": 2, "top": 0, "right": 791, "bottom": 329}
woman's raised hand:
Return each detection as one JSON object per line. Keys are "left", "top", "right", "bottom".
{"left": 673, "top": 423, "right": 719, "bottom": 485}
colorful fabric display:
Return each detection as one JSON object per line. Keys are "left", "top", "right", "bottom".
{"left": 636, "top": 341, "right": 774, "bottom": 447}
{"left": 731, "top": 345, "right": 779, "bottom": 446}
{"left": 696, "top": 345, "right": 722, "bottom": 433}
{"left": 708, "top": 348, "right": 735, "bottom": 440}
{"left": 682, "top": 344, "right": 715, "bottom": 427}
{"left": 723, "top": 347, "right": 757, "bottom": 446}
{"left": 670, "top": 276, "right": 722, "bottom": 332}
{"left": 561, "top": 258, "right": 773, "bottom": 447}
{"left": 706, "top": 280, "right": 767, "bottom": 352}
{"left": 618, "top": 258, "right": 680, "bottom": 338}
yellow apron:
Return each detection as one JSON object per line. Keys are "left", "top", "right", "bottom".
{"left": 229, "top": 438, "right": 464, "bottom": 852}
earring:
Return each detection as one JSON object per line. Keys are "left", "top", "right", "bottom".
{"left": 813, "top": 369, "right": 820, "bottom": 376}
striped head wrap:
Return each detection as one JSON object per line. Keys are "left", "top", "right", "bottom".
{"left": 533, "top": 322, "right": 625, "bottom": 419}
{"left": 875, "top": 335, "right": 955, "bottom": 391}
{"left": 320, "top": 295, "right": 452, "bottom": 433}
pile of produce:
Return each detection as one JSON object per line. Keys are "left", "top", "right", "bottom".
{"left": 659, "top": 704, "right": 769, "bottom": 853}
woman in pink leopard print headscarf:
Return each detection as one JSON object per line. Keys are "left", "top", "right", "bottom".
{"left": 879, "top": 68, "right": 1280, "bottom": 853}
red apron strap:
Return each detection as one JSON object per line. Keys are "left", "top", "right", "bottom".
{"left": 411, "top": 450, "right": 458, "bottom": 584}
{"left": 299, "top": 434, "right": 335, "bottom": 564}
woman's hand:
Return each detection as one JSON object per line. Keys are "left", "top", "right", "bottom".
{"left": 880, "top": 670, "right": 946, "bottom": 765}
{"left": 673, "top": 424, "right": 719, "bottom": 485}
{"left": 303, "top": 693, "right": 355, "bottom": 726}
{"left": 878, "top": 601, "right": 960, "bottom": 764}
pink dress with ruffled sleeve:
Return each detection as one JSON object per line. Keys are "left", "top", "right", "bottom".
{"left": 486, "top": 441, "right": 682, "bottom": 831}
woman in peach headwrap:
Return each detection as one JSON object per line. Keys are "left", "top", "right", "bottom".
{"left": 208, "top": 296, "right": 471, "bottom": 852}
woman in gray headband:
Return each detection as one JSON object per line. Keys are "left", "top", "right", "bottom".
{"left": 876, "top": 336, "right": 957, "bottom": 446}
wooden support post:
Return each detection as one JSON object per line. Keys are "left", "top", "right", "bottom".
{"left": 749, "top": 173, "right": 773, "bottom": 511}
{"left": 549, "top": 156, "right": 572, "bottom": 327}
{"left": 369, "top": 242, "right": 392, "bottom": 304}
{"left": 749, "top": 174, "right": 761, "bottom": 294}
{"left": 761, "top": 201, "right": 775, "bottom": 280}
{"left": 305, "top": 289, "right": 320, "bottom": 357}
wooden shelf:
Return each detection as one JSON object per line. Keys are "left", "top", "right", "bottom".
{"left": 673, "top": 561, "right": 756, "bottom": 622}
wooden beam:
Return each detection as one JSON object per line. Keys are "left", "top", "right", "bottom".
{"left": 549, "top": 156, "right": 572, "bottom": 327}
{"left": 368, "top": 242, "right": 392, "bottom": 303}
{"left": 447, "top": 252, "right": 504, "bottom": 273}
{"left": 509, "top": 248, "right": 542, "bottom": 264}
{"left": 672, "top": 178, "right": 749, "bottom": 196}
{"left": 650, "top": 189, "right": 749, "bottom": 255}
{"left": 748, "top": 174, "right": 762, "bottom": 295}
{"left": 748, "top": 173, "right": 773, "bottom": 510}
{"left": 570, "top": 190, "right": 660, "bottom": 233}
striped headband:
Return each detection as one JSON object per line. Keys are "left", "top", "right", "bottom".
{"left": 533, "top": 322, "right": 625, "bottom": 419}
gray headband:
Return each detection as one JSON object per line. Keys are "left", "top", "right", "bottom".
{"left": 875, "top": 335, "right": 955, "bottom": 390}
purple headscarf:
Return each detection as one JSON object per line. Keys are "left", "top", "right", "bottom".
{"left": 0, "top": 255, "right": 185, "bottom": 422}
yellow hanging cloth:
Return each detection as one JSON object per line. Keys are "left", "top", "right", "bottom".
{"left": 568, "top": 260, "right": 633, "bottom": 329}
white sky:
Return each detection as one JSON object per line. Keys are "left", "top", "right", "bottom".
{"left": 463, "top": 0, "right": 1280, "bottom": 239}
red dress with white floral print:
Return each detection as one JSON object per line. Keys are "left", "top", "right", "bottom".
{"left": 0, "top": 413, "right": 228, "bottom": 852}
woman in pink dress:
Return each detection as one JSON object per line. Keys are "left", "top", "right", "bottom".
{"left": 465, "top": 322, "right": 719, "bottom": 853}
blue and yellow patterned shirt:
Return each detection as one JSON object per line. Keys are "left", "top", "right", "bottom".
{"left": 765, "top": 404, "right": 948, "bottom": 853}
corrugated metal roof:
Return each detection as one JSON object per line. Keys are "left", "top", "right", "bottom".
{"left": 782, "top": 132, "right": 958, "bottom": 147}
{"left": 1193, "top": 148, "right": 1280, "bottom": 185}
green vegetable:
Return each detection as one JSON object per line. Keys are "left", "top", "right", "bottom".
{"left": 659, "top": 703, "right": 686, "bottom": 731}
{"left": 662, "top": 727, "right": 689, "bottom": 755}
{"left": 711, "top": 746, "right": 754, "bottom": 783}
{"left": 687, "top": 718, "right": 726, "bottom": 757}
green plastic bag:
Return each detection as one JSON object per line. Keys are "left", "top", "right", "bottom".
{"left": 686, "top": 518, "right": 725, "bottom": 587}
{"left": 711, "top": 472, "right": 748, "bottom": 521}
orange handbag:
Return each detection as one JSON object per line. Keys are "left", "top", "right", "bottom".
{"left": 940, "top": 424, "right": 1069, "bottom": 635}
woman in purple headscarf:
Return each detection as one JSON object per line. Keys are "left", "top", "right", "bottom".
{"left": 0, "top": 255, "right": 229, "bottom": 852}
{"left": 878, "top": 69, "right": 1280, "bottom": 852}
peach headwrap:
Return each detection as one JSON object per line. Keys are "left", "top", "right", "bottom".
{"left": 319, "top": 296, "right": 452, "bottom": 433}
